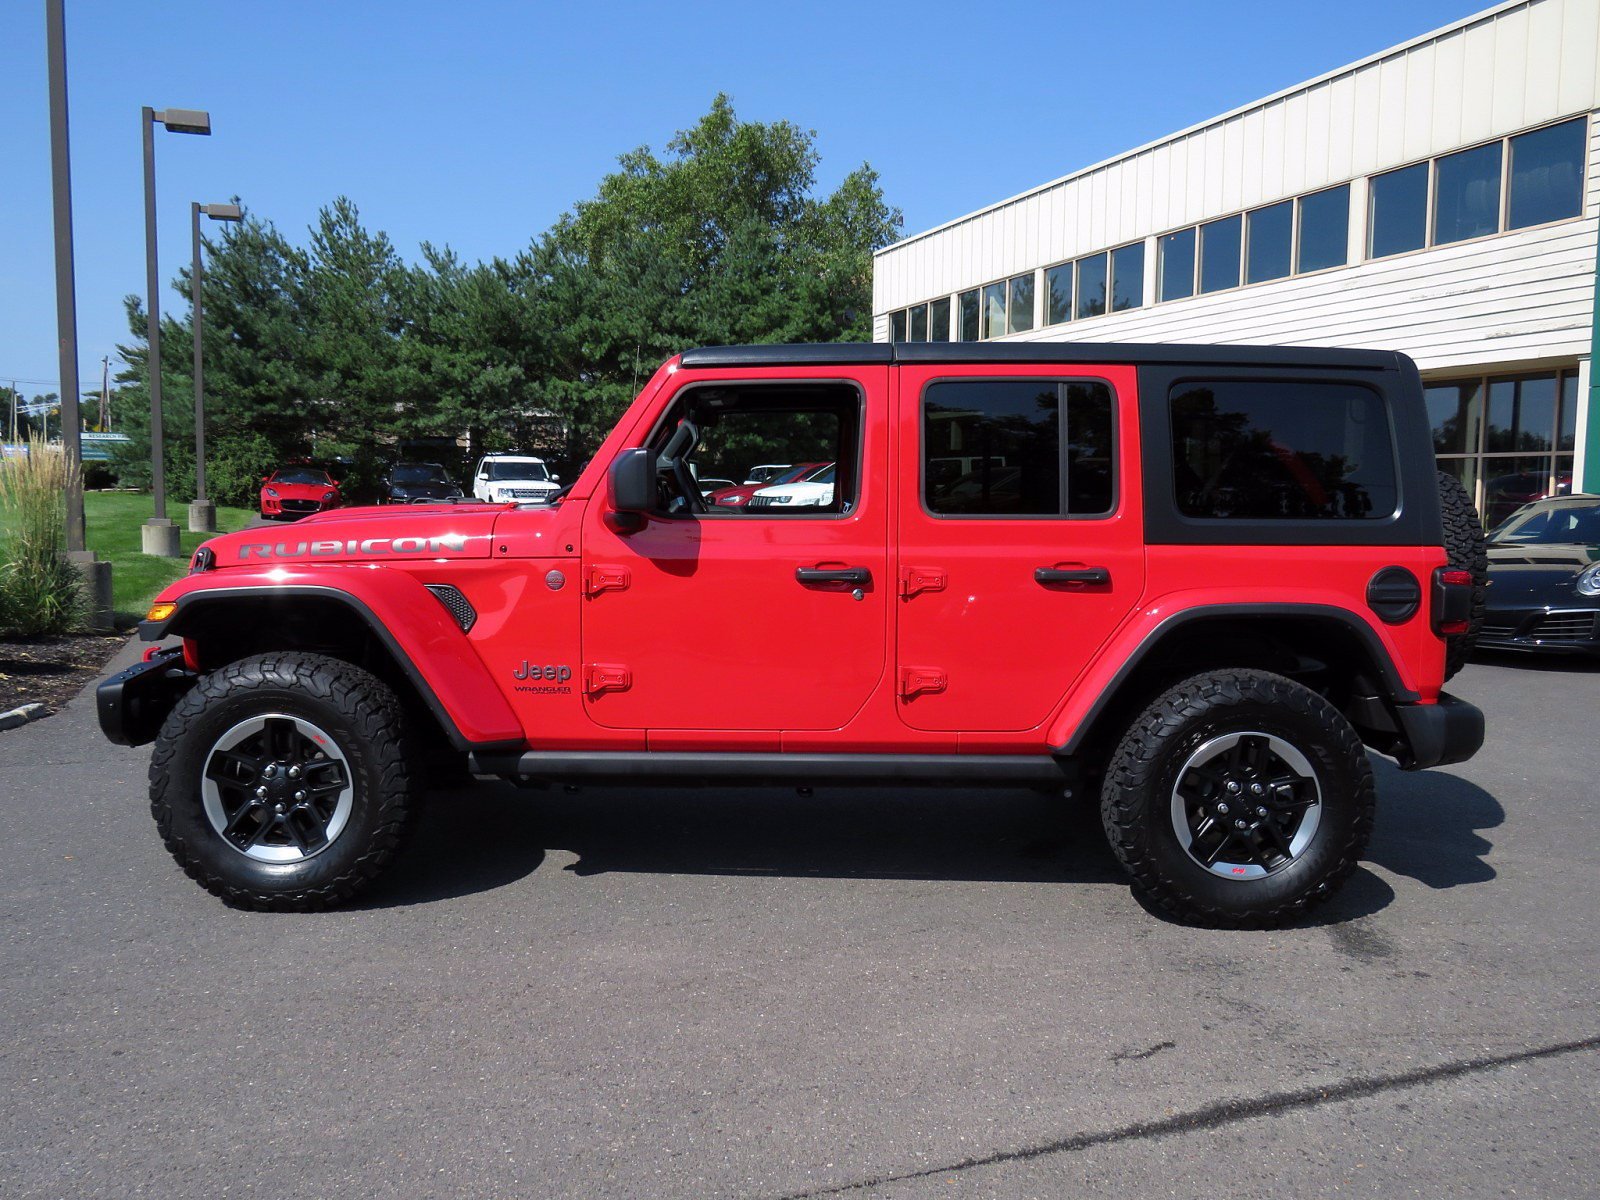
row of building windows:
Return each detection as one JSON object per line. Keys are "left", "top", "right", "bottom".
{"left": 885, "top": 115, "right": 1590, "bottom": 341}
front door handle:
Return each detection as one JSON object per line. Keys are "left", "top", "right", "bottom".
{"left": 1035, "top": 566, "right": 1111, "bottom": 586}
{"left": 796, "top": 566, "right": 872, "bottom": 586}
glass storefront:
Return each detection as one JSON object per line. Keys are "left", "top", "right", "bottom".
{"left": 1426, "top": 369, "right": 1580, "bottom": 528}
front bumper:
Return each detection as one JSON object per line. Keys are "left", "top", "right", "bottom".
{"left": 1392, "top": 691, "right": 1484, "bottom": 770}
{"left": 1476, "top": 607, "right": 1600, "bottom": 655}
{"left": 96, "top": 646, "right": 198, "bottom": 747}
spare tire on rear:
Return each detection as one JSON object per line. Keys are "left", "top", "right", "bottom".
{"left": 1436, "top": 470, "right": 1487, "bottom": 681}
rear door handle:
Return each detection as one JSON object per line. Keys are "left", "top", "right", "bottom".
{"left": 1035, "top": 566, "right": 1111, "bottom": 586}
{"left": 796, "top": 566, "right": 872, "bottom": 585}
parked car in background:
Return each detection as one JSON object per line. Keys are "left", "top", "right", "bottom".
{"left": 695, "top": 477, "right": 736, "bottom": 499}
{"left": 1483, "top": 468, "right": 1573, "bottom": 528}
{"left": 471, "top": 453, "right": 561, "bottom": 505}
{"left": 710, "top": 462, "right": 830, "bottom": 508}
{"left": 1478, "top": 494, "right": 1600, "bottom": 655}
{"left": 743, "top": 463, "right": 791, "bottom": 485}
{"left": 259, "top": 466, "right": 340, "bottom": 521}
{"left": 747, "top": 463, "right": 838, "bottom": 509}
{"left": 383, "top": 462, "right": 464, "bottom": 505}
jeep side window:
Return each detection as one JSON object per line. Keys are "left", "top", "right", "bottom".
{"left": 923, "top": 379, "right": 1114, "bottom": 517}
{"left": 649, "top": 383, "right": 861, "bottom": 516}
{"left": 1170, "top": 381, "right": 1398, "bottom": 520}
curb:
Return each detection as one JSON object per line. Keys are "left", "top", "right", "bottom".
{"left": 0, "top": 702, "right": 49, "bottom": 732}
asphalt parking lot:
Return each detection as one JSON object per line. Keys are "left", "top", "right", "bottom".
{"left": 1, "top": 647, "right": 1596, "bottom": 1199}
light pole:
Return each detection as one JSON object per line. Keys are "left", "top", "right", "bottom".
{"left": 189, "top": 201, "right": 242, "bottom": 534}
{"left": 141, "top": 104, "right": 211, "bottom": 557}
{"left": 44, "top": 0, "right": 84, "bottom": 552}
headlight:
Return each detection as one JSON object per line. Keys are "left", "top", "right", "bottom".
{"left": 1577, "top": 562, "right": 1600, "bottom": 597}
{"left": 771, "top": 494, "right": 795, "bottom": 504}
{"left": 265, "top": 487, "right": 279, "bottom": 498}
{"left": 720, "top": 495, "right": 746, "bottom": 505}
{"left": 322, "top": 491, "right": 335, "bottom": 502}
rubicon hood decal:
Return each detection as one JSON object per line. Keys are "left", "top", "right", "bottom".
{"left": 205, "top": 508, "right": 504, "bottom": 564}
{"left": 235, "top": 533, "right": 470, "bottom": 560}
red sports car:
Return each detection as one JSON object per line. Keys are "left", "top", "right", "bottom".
{"left": 708, "top": 462, "right": 831, "bottom": 509}
{"left": 260, "top": 466, "right": 341, "bottom": 521}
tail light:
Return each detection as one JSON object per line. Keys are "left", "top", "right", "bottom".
{"left": 1432, "top": 567, "right": 1474, "bottom": 636}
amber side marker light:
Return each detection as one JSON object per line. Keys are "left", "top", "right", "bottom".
{"left": 145, "top": 602, "right": 177, "bottom": 623}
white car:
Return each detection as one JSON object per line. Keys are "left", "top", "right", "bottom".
{"left": 747, "top": 464, "right": 836, "bottom": 510}
{"left": 472, "top": 453, "right": 561, "bottom": 504}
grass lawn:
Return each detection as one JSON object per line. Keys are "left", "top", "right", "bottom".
{"left": 84, "top": 492, "right": 254, "bottom": 624}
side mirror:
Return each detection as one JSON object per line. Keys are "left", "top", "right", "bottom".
{"left": 551, "top": 473, "right": 560, "bottom": 483}
{"left": 607, "top": 448, "right": 655, "bottom": 533}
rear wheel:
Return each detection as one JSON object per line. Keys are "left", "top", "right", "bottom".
{"left": 149, "top": 652, "right": 418, "bottom": 910}
{"left": 1437, "top": 470, "right": 1487, "bottom": 680}
{"left": 1100, "top": 668, "right": 1373, "bottom": 928}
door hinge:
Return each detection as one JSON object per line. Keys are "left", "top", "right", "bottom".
{"left": 583, "top": 664, "right": 633, "bottom": 696}
{"left": 585, "top": 564, "right": 631, "bottom": 597}
{"left": 897, "top": 666, "right": 947, "bottom": 698}
{"left": 898, "top": 566, "right": 947, "bottom": 598}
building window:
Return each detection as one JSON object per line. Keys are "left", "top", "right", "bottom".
{"left": 1199, "top": 214, "right": 1242, "bottom": 294}
{"left": 890, "top": 309, "right": 908, "bottom": 341}
{"left": 908, "top": 303, "right": 928, "bottom": 341}
{"left": 1508, "top": 117, "right": 1587, "bottom": 230}
{"left": 1045, "top": 264, "right": 1073, "bottom": 325}
{"left": 1427, "top": 369, "right": 1580, "bottom": 528}
{"left": 1245, "top": 200, "right": 1293, "bottom": 284}
{"left": 1297, "top": 184, "right": 1349, "bottom": 273}
{"left": 1158, "top": 228, "right": 1196, "bottom": 301}
{"left": 1170, "top": 381, "right": 1398, "bottom": 520}
{"left": 1008, "top": 273, "right": 1035, "bottom": 334}
{"left": 1111, "top": 242, "right": 1144, "bottom": 310}
{"left": 1368, "top": 162, "right": 1429, "bottom": 258}
{"left": 959, "top": 289, "right": 980, "bottom": 340}
{"left": 929, "top": 296, "right": 951, "bottom": 342}
{"left": 1076, "top": 253, "right": 1108, "bottom": 319}
{"left": 981, "top": 281, "right": 1006, "bottom": 339}
{"left": 923, "top": 379, "right": 1114, "bottom": 517}
{"left": 1434, "top": 141, "right": 1503, "bottom": 246}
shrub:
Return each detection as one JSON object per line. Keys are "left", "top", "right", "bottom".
{"left": 207, "top": 432, "right": 282, "bottom": 509}
{"left": 0, "top": 439, "right": 83, "bottom": 636}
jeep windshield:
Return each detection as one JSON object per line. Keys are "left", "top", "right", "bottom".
{"left": 486, "top": 461, "right": 550, "bottom": 481}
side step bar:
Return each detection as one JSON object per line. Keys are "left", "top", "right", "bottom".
{"left": 466, "top": 750, "right": 1076, "bottom": 787}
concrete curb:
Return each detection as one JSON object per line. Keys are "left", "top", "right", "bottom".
{"left": 0, "top": 702, "right": 49, "bottom": 732}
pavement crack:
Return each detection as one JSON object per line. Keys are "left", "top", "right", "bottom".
{"left": 775, "top": 1034, "right": 1600, "bottom": 1199}
{"left": 1110, "top": 1040, "right": 1176, "bottom": 1063}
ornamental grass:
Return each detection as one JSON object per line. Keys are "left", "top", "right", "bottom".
{"left": 0, "top": 439, "right": 82, "bottom": 636}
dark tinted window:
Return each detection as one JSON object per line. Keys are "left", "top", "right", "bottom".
{"left": 924, "top": 380, "right": 1114, "bottom": 517}
{"left": 1297, "top": 184, "right": 1349, "bottom": 273}
{"left": 1559, "top": 373, "right": 1578, "bottom": 452}
{"left": 1159, "top": 228, "right": 1196, "bottom": 301}
{"left": 1245, "top": 201, "right": 1292, "bottom": 284}
{"left": 1486, "top": 374, "right": 1557, "bottom": 453}
{"left": 929, "top": 296, "right": 952, "bottom": 341}
{"left": 909, "top": 303, "right": 928, "bottom": 341}
{"left": 1199, "top": 215, "right": 1242, "bottom": 293}
{"left": 959, "top": 289, "right": 980, "bottom": 340}
{"left": 1434, "top": 142, "right": 1502, "bottom": 244}
{"left": 1111, "top": 242, "right": 1144, "bottom": 310}
{"left": 1076, "top": 254, "right": 1108, "bottom": 319}
{"left": 982, "top": 282, "right": 1006, "bottom": 338}
{"left": 1368, "top": 163, "right": 1428, "bottom": 257}
{"left": 1424, "top": 382, "right": 1482, "bottom": 455}
{"left": 1509, "top": 118, "right": 1586, "bottom": 229}
{"left": 1008, "top": 273, "right": 1035, "bottom": 334}
{"left": 1045, "top": 264, "right": 1073, "bottom": 325}
{"left": 1170, "top": 381, "right": 1397, "bottom": 520}
{"left": 889, "top": 310, "right": 908, "bottom": 341}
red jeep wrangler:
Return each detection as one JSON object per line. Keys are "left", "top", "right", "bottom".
{"left": 99, "top": 343, "right": 1486, "bottom": 926}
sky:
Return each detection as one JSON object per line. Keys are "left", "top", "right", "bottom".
{"left": 1, "top": 0, "right": 1485, "bottom": 399}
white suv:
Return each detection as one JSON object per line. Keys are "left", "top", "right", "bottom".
{"left": 471, "top": 453, "right": 561, "bottom": 504}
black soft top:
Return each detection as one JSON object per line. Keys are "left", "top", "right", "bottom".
{"left": 678, "top": 342, "right": 1406, "bottom": 371}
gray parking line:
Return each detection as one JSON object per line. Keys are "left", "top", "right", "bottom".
{"left": 775, "top": 1035, "right": 1600, "bottom": 1199}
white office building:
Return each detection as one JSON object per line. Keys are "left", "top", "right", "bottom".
{"left": 873, "top": 0, "right": 1600, "bottom": 524}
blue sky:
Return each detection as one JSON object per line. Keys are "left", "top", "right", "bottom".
{"left": 2, "top": 0, "right": 1481, "bottom": 396}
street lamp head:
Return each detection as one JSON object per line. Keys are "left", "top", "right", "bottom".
{"left": 156, "top": 108, "right": 211, "bottom": 135}
{"left": 201, "top": 203, "right": 243, "bottom": 221}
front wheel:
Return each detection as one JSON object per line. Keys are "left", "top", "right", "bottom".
{"left": 148, "top": 652, "right": 418, "bottom": 910}
{"left": 1100, "top": 668, "right": 1373, "bottom": 928}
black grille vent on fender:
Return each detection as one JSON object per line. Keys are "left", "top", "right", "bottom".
{"left": 425, "top": 584, "right": 477, "bottom": 633}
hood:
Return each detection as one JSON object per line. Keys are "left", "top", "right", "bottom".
{"left": 1485, "top": 541, "right": 1600, "bottom": 605}
{"left": 388, "top": 479, "right": 461, "bottom": 499}
{"left": 266, "top": 479, "right": 336, "bottom": 497}
{"left": 202, "top": 504, "right": 509, "bottom": 567}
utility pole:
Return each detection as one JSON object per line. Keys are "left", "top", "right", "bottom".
{"left": 99, "top": 355, "right": 109, "bottom": 430}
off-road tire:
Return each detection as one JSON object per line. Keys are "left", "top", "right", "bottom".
{"left": 149, "top": 652, "right": 418, "bottom": 910}
{"left": 1437, "top": 469, "right": 1487, "bottom": 680}
{"left": 1100, "top": 668, "right": 1374, "bottom": 928}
